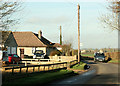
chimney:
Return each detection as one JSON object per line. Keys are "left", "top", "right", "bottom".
{"left": 38, "top": 30, "right": 42, "bottom": 39}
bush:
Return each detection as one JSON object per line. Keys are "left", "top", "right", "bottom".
{"left": 105, "top": 52, "right": 119, "bottom": 59}
{"left": 44, "top": 55, "right": 49, "bottom": 59}
{"left": 24, "top": 55, "right": 33, "bottom": 59}
{"left": 50, "top": 50, "right": 61, "bottom": 56}
{"left": 24, "top": 55, "right": 28, "bottom": 58}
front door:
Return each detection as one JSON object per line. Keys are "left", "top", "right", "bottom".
{"left": 20, "top": 48, "right": 24, "bottom": 58}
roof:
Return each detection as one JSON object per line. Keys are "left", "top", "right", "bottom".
{"left": 12, "top": 32, "right": 47, "bottom": 47}
{"left": 34, "top": 33, "right": 53, "bottom": 47}
{"left": 12, "top": 31, "right": 62, "bottom": 48}
{"left": 34, "top": 34, "right": 62, "bottom": 48}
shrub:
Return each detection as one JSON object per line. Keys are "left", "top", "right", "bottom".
{"left": 24, "top": 55, "right": 33, "bottom": 59}
{"left": 105, "top": 52, "right": 119, "bottom": 59}
{"left": 50, "top": 50, "right": 61, "bottom": 56}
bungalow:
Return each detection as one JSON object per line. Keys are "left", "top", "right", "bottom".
{"left": 5, "top": 30, "right": 62, "bottom": 58}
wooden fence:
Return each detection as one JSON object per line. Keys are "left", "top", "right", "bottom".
{"left": 2, "top": 60, "right": 78, "bottom": 74}
{"left": 21, "top": 59, "right": 60, "bottom": 65}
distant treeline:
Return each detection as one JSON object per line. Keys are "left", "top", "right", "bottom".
{"left": 105, "top": 52, "right": 119, "bottom": 59}
{"left": 81, "top": 48, "right": 118, "bottom": 53}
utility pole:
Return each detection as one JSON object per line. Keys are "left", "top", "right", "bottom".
{"left": 78, "top": 4, "right": 80, "bottom": 63}
{"left": 60, "top": 25, "right": 62, "bottom": 45}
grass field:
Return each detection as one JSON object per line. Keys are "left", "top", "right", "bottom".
{"left": 3, "top": 69, "right": 76, "bottom": 86}
{"left": 81, "top": 53, "right": 94, "bottom": 57}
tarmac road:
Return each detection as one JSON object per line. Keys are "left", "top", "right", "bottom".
{"left": 49, "top": 60, "right": 119, "bottom": 85}
{"left": 85, "top": 62, "right": 119, "bottom": 84}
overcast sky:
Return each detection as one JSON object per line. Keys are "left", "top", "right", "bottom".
{"left": 12, "top": 0, "right": 118, "bottom": 49}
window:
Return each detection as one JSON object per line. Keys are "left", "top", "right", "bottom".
{"left": 11, "top": 47, "right": 17, "bottom": 54}
{"left": 3, "top": 52, "right": 8, "bottom": 57}
{"left": 7, "top": 47, "right": 10, "bottom": 54}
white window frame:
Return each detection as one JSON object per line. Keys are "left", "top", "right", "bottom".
{"left": 32, "top": 47, "right": 36, "bottom": 54}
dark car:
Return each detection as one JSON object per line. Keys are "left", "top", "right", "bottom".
{"left": 33, "top": 50, "right": 45, "bottom": 59}
{"left": 94, "top": 53, "right": 105, "bottom": 62}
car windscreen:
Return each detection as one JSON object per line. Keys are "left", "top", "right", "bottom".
{"left": 96, "top": 55, "right": 104, "bottom": 57}
{"left": 13, "top": 54, "right": 19, "bottom": 58}
{"left": 35, "top": 50, "right": 43, "bottom": 54}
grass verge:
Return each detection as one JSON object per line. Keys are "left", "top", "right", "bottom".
{"left": 71, "top": 62, "right": 87, "bottom": 70}
{"left": 2, "top": 69, "right": 77, "bottom": 86}
{"left": 108, "top": 59, "right": 120, "bottom": 63}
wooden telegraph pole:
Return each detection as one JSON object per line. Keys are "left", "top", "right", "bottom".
{"left": 78, "top": 4, "right": 80, "bottom": 63}
{"left": 60, "top": 26, "right": 62, "bottom": 45}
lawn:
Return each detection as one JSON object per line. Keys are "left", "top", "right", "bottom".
{"left": 2, "top": 69, "right": 76, "bottom": 86}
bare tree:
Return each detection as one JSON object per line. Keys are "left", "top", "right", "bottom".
{"left": 99, "top": 1, "right": 120, "bottom": 31}
{"left": 0, "top": 0, "right": 22, "bottom": 31}
{"left": 62, "top": 39, "right": 73, "bottom": 56}
{"left": 0, "top": 1, "right": 22, "bottom": 50}
{"left": 62, "top": 44, "right": 72, "bottom": 56}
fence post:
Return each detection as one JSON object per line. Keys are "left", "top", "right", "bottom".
{"left": 26, "top": 66, "right": 28, "bottom": 73}
{"left": 53, "top": 64, "right": 54, "bottom": 70}
{"left": 43, "top": 66, "right": 45, "bottom": 71}
{"left": 57, "top": 64, "right": 59, "bottom": 69}
{"left": 51, "top": 65, "right": 53, "bottom": 70}
{"left": 33, "top": 67, "right": 34, "bottom": 72}
{"left": 20, "top": 67, "right": 21, "bottom": 73}
{"left": 17, "top": 62, "right": 19, "bottom": 66}
{"left": 38, "top": 66, "right": 40, "bottom": 72}
{"left": 58, "top": 64, "right": 60, "bottom": 69}
{"left": 12, "top": 67, "right": 14, "bottom": 74}
{"left": 38, "top": 62, "right": 40, "bottom": 65}
{"left": 25, "top": 61, "right": 27, "bottom": 66}
{"left": 13, "top": 61, "right": 14, "bottom": 64}
{"left": 48, "top": 66, "right": 49, "bottom": 70}
{"left": 2, "top": 68, "right": 5, "bottom": 73}
{"left": 63, "top": 63, "right": 64, "bottom": 68}
{"left": 67, "top": 62, "right": 70, "bottom": 69}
